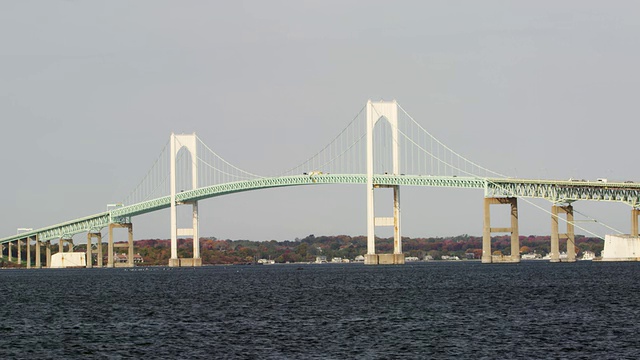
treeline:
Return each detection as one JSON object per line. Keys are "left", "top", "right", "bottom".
{"left": 129, "top": 234, "right": 604, "bottom": 265}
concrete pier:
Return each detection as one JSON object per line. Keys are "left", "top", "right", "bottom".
{"left": 108, "top": 223, "right": 133, "bottom": 268}
{"left": 86, "top": 232, "right": 102, "bottom": 268}
{"left": 482, "top": 197, "right": 520, "bottom": 263}
{"left": 601, "top": 234, "right": 640, "bottom": 260}
{"left": 550, "top": 205, "right": 575, "bottom": 262}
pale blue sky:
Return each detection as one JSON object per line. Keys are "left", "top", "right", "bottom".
{"left": 1, "top": 1, "right": 639, "bottom": 241}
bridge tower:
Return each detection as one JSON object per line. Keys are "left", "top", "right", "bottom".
{"left": 169, "top": 133, "right": 201, "bottom": 267}
{"left": 365, "top": 100, "right": 404, "bottom": 265}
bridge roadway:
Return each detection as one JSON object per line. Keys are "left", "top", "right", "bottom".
{"left": 2, "top": 174, "right": 640, "bottom": 245}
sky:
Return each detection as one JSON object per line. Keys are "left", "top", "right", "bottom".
{"left": 1, "top": 1, "right": 640, "bottom": 242}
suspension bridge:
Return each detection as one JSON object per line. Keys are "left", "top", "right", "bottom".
{"left": 2, "top": 100, "right": 639, "bottom": 268}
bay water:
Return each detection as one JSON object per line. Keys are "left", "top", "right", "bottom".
{"left": 1, "top": 261, "right": 639, "bottom": 359}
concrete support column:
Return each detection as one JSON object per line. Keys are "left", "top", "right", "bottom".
{"left": 510, "top": 199, "right": 520, "bottom": 262}
{"left": 86, "top": 233, "right": 92, "bottom": 268}
{"left": 550, "top": 206, "right": 560, "bottom": 263}
{"left": 59, "top": 238, "right": 73, "bottom": 253}
{"left": 35, "top": 236, "right": 41, "bottom": 269}
{"left": 108, "top": 224, "right": 115, "bottom": 268}
{"left": 566, "top": 206, "right": 575, "bottom": 262}
{"left": 26, "top": 237, "right": 31, "bottom": 269}
{"left": 17, "top": 240, "right": 21, "bottom": 265}
{"left": 482, "top": 198, "right": 492, "bottom": 263}
{"left": 632, "top": 208, "right": 640, "bottom": 237}
{"left": 97, "top": 234, "right": 103, "bottom": 268}
{"left": 8, "top": 241, "right": 12, "bottom": 262}
{"left": 482, "top": 197, "right": 519, "bottom": 264}
{"left": 128, "top": 224, "right": 134, "bottom": 267}
{"left": 46, "top": 241, "right": 51, "bottom": 268}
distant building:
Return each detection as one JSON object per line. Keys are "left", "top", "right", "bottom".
{"left": 103, "top": 253, "right": 144, "bottom": 264}
{"left": 521, "top": 253, "right": 541, "bottom": 260}
{"left": 133, "top": 253, "right": 144, "bottom": 263}
{"left": 315, "top": 256, "right": 327, "bottom": 264}
{"left": 405, "top": 256, "right": 419, "bottom": 262}
{"left": 580, "top": 251, "right": 596, "bottom": 261}
{"left": 354, "top": 255, "right": 365, "bottom": 262}
{"left": 114, "top": 253, "right": 128, "bottom": 263}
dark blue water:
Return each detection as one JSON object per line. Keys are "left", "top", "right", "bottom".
{"left": 1, "top": 261, "right": 639, "bottom": 359}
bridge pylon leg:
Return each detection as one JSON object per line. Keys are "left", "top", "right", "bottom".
{"left": 108, "top": 225, "right": 114, "bottom": 268}
{"left": 17, "top": 240, "right": 21, "bottom": 265}
{"left": 8, "top": 241, "right": 11, "bottom": 262}
{"left": 365, "top": 185, "right": 403, "bottom": 265}
{"left": 169, "top": 201, "right": 201, "bottom": 267}
{"left": 482, "top": 197, "right": 520, "bottom": 263}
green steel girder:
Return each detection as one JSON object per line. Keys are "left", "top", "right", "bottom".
{"left": 2, "top": 175, "right": 640, "bottom": 246}
{"left": 110, "top": 196, "right": 171, "bottom": 221}
{"left": 0, "top": 212, "right": 111, "bottom": 244}
{"left": 486, "top": 178, "right": 640, "bottom": 207}
{"left": 110, "top": 174, "right": 485, "bottom": 220}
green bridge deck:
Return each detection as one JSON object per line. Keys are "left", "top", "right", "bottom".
{"left": 2, "top": 174, "right": 639, "bottom": 243}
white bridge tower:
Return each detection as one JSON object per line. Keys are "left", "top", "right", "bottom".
{"left": 169, "top": 133, "right": 201, "bottom": 267}
{"left": 365, "top": 100, "right": 404, "bottom": 265}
